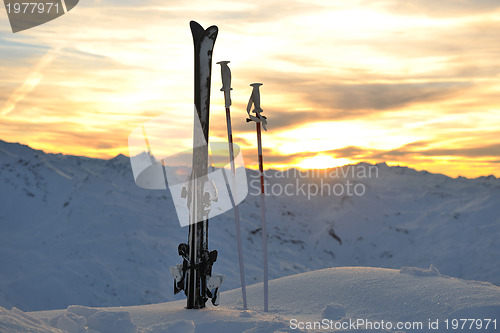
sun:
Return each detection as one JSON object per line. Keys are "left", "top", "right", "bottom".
{"left": 296, "top": 155, "right": 352, "bottom": 170}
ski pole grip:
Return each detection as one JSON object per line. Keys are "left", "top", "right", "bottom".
{"left": 247, "top": 83, "right": 267, "bottom": 130}
{"left": 217, "top": 61, "right": 232, "bottom": 108}
{"left": 248, "top": 83, "right": 263, "bottom": 113}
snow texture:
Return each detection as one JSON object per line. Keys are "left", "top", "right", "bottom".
{"left": 2, "top": 267, "right": 497, "bottom": 333}
{"left": 400, "top": 264, "right": 441, "bottom": 277}
{"left": 321, "top": 303, "right": 346, "bottom": 320}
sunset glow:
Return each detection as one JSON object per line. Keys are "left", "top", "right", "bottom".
{"left": 1, "top": 1, "right": 499, "bottom": 178}
{"left": 296, "top": 155, "right": 353, "bottom": 170}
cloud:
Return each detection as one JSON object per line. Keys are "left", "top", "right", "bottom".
{"left": 1, "top": 115, "right": 130, "bottom": 157}
{"left": 324, "top": 145, "right": 376, "bottom": 158}
{"left": 274, "top": 140, "right": 500, "bottom": 163}
{"left": 373, "top": 0, "right": 500, "bottom": 17}
{"left": 209, "top": 0, "right": 329, "bottom": 24}
{"left": 218, "top": 78, "right": 473, "bottom": 133}
{"left": 420, "top": 144, "right": 500, "bottom": 158}
{"left": 369, "top": 142, "right": 500, "bottom": 159}
{"left": 306, "top": 82, "right": 470, "bottom": 111}
{"left": 246, "top": 149, "right": 310, "bottom": 165}
{"left": 233, "top": 136, "right": 252, "bottom": 147}
{"left": 361, "top": 22, "right": 500, "bottom": 80}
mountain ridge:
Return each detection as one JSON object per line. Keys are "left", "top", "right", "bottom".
{"left": 1, "top": 139, "right": 499, "bottom": 311}
{"left": 1, "top": 138, "right": 497, "bottom": 180}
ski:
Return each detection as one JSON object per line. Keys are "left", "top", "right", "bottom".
{"left": 182, "top": 21, "right": 219, "bottom": 309}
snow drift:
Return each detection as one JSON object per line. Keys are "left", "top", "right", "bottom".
{"left": 1, "top": 267, "right": 499, "bottom": 332}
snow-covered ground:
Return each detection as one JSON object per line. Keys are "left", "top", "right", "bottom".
{"left": 2, "top": 267, "right": 499, "bottom": 332}
{"left": 0, "top": 139, "right": 499, "bottom": 331}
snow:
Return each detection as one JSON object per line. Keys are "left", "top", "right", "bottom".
{"left": 1, "top": 267, "right": 499, "bottom": 332}
{"left": 400, "top": 264, "right": 440, "bottom": 277}
{"left": 0, "top": 140, "right": 499, "bottom": 331}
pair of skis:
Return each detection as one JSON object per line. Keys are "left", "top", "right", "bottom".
{"left": 170, "top": 21, "right": 223, "bottom": 309}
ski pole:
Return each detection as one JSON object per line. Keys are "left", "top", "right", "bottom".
{"left": 247, "top": 83, "right": 268, "bottom": 312}
{"left": 217, "top": 60, "right": 248, "bottom": 310}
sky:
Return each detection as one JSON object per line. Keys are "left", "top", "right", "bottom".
{"left": 0, "top": 0, "right": 499, "bottom": 178}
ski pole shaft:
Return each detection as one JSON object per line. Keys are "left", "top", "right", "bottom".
{"left": 218, "top": 60, "right": 248, "bottom": 310}
{"left": 225, "top": 97, "right": 248, "bottom": 310}
{"left": 246, "top": 82, "right": 268, "bottom": 312}
{"left": 256, "top": 121, "right": 268, "bottom": 312}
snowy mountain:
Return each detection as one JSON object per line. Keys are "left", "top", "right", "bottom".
{"left": 0, "top": 139, "right": 499, "bottom": 313}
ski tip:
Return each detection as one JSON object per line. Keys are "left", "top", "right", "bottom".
{"left": 190, "top": 20, "right": 203, "bottom": 29}
{"left": 189, "top": 22, "right": 218, "bottom": 39}
{"left": 190, "top": 21, "right": 205, "bottom": 44}
{"left": 207, "top": 26, "right": 219, "bottom": 39}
